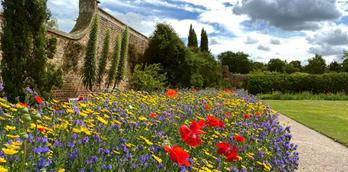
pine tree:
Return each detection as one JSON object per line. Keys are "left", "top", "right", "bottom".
{"left": 107, "top": 34, "right": 122, "bottom": 88}
{"left": 115, "top": 27, "right": 129, "bottom": 85}
{"left": 83, "top": 16, "right": 99, "bottom": 91}
{"left": 187, "top": 24, "right": 198, "bottom": 48}
{"left": 200, "top": 28, "right": 209, "bottom": 52}
{"left": 97, "top": 30, "right": 110, "bottom": 86}
{"left": 1, "top": 0, "right": 62, "bottom": 102}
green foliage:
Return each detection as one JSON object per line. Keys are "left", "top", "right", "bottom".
{"left": 251, "top": 62, "right": 267, "bottom": 72}
{"left": 328, "top": 61, "right": 342, "bottom": 72}
{"left": 144, "top": 23, "right": 189, "bottom": 87}
{"left": 267, "top": 59, "right": 286, "bottom": 73}
{"left": 342, "top": 59, "right": 348, "bottom": 72}
{"left": 259, "top": 91, "right": 348, "bottom": 100}
{"left": 107, "top": 35, "right": 121, "bottom": 88}
{"left": 83, "top": 16, "right": 99, "bottom": 90}
{"left": 248, "top": 72, "right": 348, "bottom": 94}
{"left": 218, "top": 51, "right": 252, "bottom": 74}
{"left": 304, "top": 54, "right": 326, "bottom": 74}
{"left": 1, "top": 0, "right": 62, "bottom": 102}
{"left": 187, "top": 24, "right": 198, "bottom": 48}
{"left": 115, "top": 27, "right": 129, "bottom": 85}
{"left": 130, "top": 64, "right": 167, "bottom": 91}
{"left": 63, "top": 41, "right": 84, "bottom": 72}
{"left": 200, "top": 28, "right": 209, "bottom": 52}
{"left": 97, "top": 31, "right": 110, "bottom": 86}
{"left": 186, "top": 50, "right": 222, "bottom": 88}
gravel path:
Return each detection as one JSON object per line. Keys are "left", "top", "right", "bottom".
{"left": 276, "top": 114, "right": 348, "bottom": 172}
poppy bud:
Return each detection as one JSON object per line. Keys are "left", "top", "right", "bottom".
{"left": 19, "top": 132, "right": 29, "bottom": 139}
{"left": 22, "top": 113, "right": 31, "bottom": 122}
{"left": 18, "top": 107, "right": 29, "bottom": 114}
{"left": 32, "top": 112, "right": 42, "bottom": 120}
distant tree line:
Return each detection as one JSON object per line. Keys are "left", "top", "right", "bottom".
{"left": 219, "top": 51, "right": 348, "bottom": 74}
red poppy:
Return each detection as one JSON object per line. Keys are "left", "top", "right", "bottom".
{"left": 225, "top": 112, "right": 232, "bottom": 117}
{"left": 217, "top": 142, "right": 240, "bottom": 162}
{"left": 243, "top": 113, "right": 251, "bottom": 119}
{"left": 164, "top": 145, "right": 190, "bottom": 167}
{"left": 78, "top": 96, "right": 84, "bottom": 101}
{"left": 35, "top": 95, "right": 43, "bottom": 104}
{"left": 206, "top": 115, "right": 225, "bottom": 128}
{"left": 179, "top": 120, "right": 205, "bottom": 147}
{"left": 38, "top": 126, "right": 46, "bottom": 132}
{"left": 255, "top": 111, "right": 261, "bottom": 117}
{"left": 149, "top": 113, "right": 157, "bottom": 118}
{"left": 166, "top": 89, "right": 178, "bottom": 98}
{"left": 234, "top": 134, "right": 246, "bottom": 144}
{"left": 204, "top": 104, "right": 212, "bottom": 111}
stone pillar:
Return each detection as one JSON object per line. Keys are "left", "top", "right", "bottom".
{"left": 71, "top": 0, "right": 98, "bottom": 32}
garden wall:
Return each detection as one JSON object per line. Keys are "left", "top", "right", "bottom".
{"left": 0, "top": 0, "right": 149, "bottom": 100}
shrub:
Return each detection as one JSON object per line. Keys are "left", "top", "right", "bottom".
{"left": 130, "top": 64, "right": 167, "bottom": 91}
{"left": 248, "top": 72, "right": 348, "bottom": 94}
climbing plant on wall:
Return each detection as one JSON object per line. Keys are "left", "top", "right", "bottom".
{"left": 83, "top": 16, "right": 99, "bottom": 91}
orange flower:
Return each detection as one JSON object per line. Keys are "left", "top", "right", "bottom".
{"left": 16, "top": 102, "right": 29, "bottom": 108}
{"left": 225, "top": 112, "right": 232, "bottom": 117}
{"left": 234, "top": 134, "right": 246, "bottom": 144}
{"left": 255, "top": 111, "right": 261, "bottom": 117}
{"left": 166, "top": 89, "right": 178, "bottom": 98}
{"left": 204, "top": 104, "right": 212, "bottom": 111}
{"left": 149, "top": 113, "right": 157, "bottom": 118}
{"left": 243, "top": 113, "right": 251, "bottom": 119}
{"left": 38, "top": 126, "right": 46, "bottom": 133}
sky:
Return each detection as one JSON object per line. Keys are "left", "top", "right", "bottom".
{"left": 47, "top": 0, "right": 348, "bottom": 64}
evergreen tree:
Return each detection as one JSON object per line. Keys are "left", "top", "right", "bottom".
{"left": 107, "top": 35, "right": 122, "bottom": 88}
{"left": 115, "top": 27, "right": 129, "bottom": 85}
{"left": 83, "top": 16, "right": 99, "bottom": 90}
{"left": 1, "top": 0, "right": 62, "bottom": 102}
{"left": 200, "top": 28, "right": 209, "bottom": 52}
{"left": 187, "top": 24, "right": 198, "bottom": 48}
{"left": 97, "top": 31, "right": 110, "bottom": 86}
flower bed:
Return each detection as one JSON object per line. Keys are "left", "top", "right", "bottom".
{"left": 0, "top": 89, "right": 299, "bottom": 171}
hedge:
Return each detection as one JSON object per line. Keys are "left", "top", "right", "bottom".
{"left": 247, "top": 72, "right": 348, "bottom": 94}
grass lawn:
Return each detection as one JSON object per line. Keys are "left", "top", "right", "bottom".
{"left": 267, "top": 100, "right": 348, "bottom": 147}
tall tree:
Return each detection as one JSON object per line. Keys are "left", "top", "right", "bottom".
{"left": 328, "top": 61, "right": 342, "bottom": 72}
{"left": 200, "top": 28, "right": 209, "bottom": 52}
{"left": 267, "top": 59, "right": 286, "bottom": 73}
{"left": 218, "top": 51, "right": 252, "bottom": 74}
{"left": 1, "top": 0, "right": 62, "bottom": 102}
{"left": 187, "top": 24, "right": 198, "bottom": 48}
{"left": 83, "top": 16, "right": 99, "bottom": 90}
{"left": 97, "top": 31, "right": 110, "bottom": 86}
{"left": 304, "top": 54, "right": 326, "bottom": 74}
{"left": 144, "top": 23, "right": 190, "bottom": 86}
{"left": 115, "top": 27, "right": 129, "bottom": 85}
{"left": 107, "top": 35, "right": 121, "bottom": 88}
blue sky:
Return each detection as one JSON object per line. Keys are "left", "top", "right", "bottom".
{"left": 48, "top": 0, "right": 348, "bottom": 64}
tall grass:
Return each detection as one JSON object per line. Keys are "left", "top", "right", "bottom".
{"left": 258, "top": 91, "right": 348, "bottom": 100}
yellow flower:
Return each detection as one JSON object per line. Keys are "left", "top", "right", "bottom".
{"left": 5, "top": 134, "right": 19, "bottom": 139}
{"left": 12, "top": 141, "right": 22, "bottom": 147}
{"left": 138, "top": 116, "right": 147, "bottom": 121}
{"left": 2, "top": 148, "right": 18, "bottom": 155}
{"left": 0, "top": 158, "right": 6, "bottom": 163}
{"left": 151, "top": 154, "right": 162, "bottom": 163}
{"left": 4, "top": 125, "right": 16, "bottom": 131}
{"left": 97, "top": 116, "right": 108, "bottom": 125}
{"left": 0, "top": 166, "right": 8, "bottom": 172}
{"left": 57, "top": 168, "right": 65, "bottom": 172}
{"left": 139, "top": 136, "right": 153, "bottom": 146}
